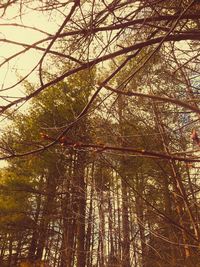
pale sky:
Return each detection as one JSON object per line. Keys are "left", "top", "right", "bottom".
{"left": 0, "top": 5, "right": 63, "bottom": 101}
{"left": 0, "top": 5, "right": 64, "bottom": 165}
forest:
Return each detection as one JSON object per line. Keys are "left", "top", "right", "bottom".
{"left": 0, "top": 0, "right": 200, "bottom": 266}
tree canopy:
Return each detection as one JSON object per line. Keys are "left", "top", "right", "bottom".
{"left": 0, "top": 1, "right": 200, "bottom": 266}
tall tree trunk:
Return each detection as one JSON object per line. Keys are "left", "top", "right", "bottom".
{"left": 86, "top": 164, "right": 94, "bottom": 267}
{"left": 28, "top": 176, "right": 43, "bottom": 262}
{"left": 135, "top": 173, "right": 146, "bottom": 267}
{"left": 121, "top": 177, "right": 131, "bottom": 267}
{"left": 61, "top": 153, "right": 75, "bottom": 267}
{"left": 36, "top": 173, "right": 56, "bottom": 261}
{"left": 118, "top": 95, "right": 131, "bottom": 267}
{"left": 152, "top": 100, "right": 197, "bottom": 261}
{"left": 98, "top": 189, "right": 106, "bottom": 267}
{"left": 74, "top": 151, "right": 87, "bottom": 267}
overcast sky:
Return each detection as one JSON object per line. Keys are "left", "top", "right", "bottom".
{"left": 0, "top": 5, "right": 63, "bottom": 100}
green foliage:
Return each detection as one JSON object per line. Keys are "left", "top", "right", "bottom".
{"left": 0, "top": 67, "right": 96, "bottom": 236}
{"left": 0, "top": 169, "right": 34, "bottom": 232}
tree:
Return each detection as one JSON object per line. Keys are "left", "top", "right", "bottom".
{"left": 1, "top": 1, "right": 200, "bottom": 267}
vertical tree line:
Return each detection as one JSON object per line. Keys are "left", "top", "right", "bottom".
{"left": 0, "top": 0, "right": 200, "bottom": 266}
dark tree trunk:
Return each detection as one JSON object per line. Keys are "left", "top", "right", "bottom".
{"left": 121, "top": 177, "right": 131, "bottom": 267}
{"left": 75, "top": 151, "right": 87, "bottom": 267}
{"left": 36, "top": 173, "right": 56, "bottom": 261}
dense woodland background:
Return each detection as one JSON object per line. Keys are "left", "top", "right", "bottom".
{"left": 1, "top": 0, "right": 200, "bottom": 266}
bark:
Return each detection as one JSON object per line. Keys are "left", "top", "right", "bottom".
{"left": 61, "top": 153, "right": 74, "bottom": 267}
{"left": 74, "top": 151, "right": 87, "bottom": 267}
{"left": 98, "top": 189, "right": 106, "bottom": 267}
{"left": 151, "top": 100, "right": 196, "bottom": 262}
{"left": 135, "top": 173, "right": 146, "bottom": 267}
{"left": 36, "top": 173, "right": 57, "bottom": 261}
{"left": 121, "top": 177, "right": 131, "bottom": 267}
{"left": 85, "top": 165, "right": 94, "bottom": 267}
{"left": 28, "top": 177, "right": 43, "bottom": 262}
{"left": 118, "top": 95, "right": 131, "bottom": 267}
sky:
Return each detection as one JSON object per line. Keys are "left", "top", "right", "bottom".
{"left": 0, "top": 4, "right": 65, "bottom": 165}
{"left": 0, "top": 4, "right": 63, "bottom": 101}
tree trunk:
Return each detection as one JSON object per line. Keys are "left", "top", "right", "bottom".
{"left": 28, "top": 177, "right": 43, "bottom": 262}
{"left": 118, "top": 95, "right": 131, "bottom": 267}
{"left": 135, "top": 173, "right": 146, "bottom": 267}
{"left": 121, "top": 177, "right": 131, "bottom": 267}
{"left": 36, "top": 173, "right": 56, "bottom": 261}
{"left": 75, "top": 151, "right": 87, "bottom": 267}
